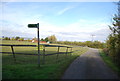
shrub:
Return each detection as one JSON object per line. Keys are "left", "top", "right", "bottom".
{"left": 103, "top": 48, "right": 109, "bottom": 56}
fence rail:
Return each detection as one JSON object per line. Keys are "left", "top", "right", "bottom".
{"left": 0, "top": 44, "right": 37, "bottom": 47}
{"left": 0, "top": 52, "right": 72, "bottom": 56}
{"left": 1, "top": 44, "right": 73, "bottom": 64}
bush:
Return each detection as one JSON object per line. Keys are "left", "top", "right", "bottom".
{"left": 4, "top": 37, "right": 10, "bottom": 40}
{"left": 103, "top": 48, "right": 109, "bottom": 56}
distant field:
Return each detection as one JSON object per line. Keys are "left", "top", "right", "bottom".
{"left": 1, "top": 40, "right": 88, "bottom": 79}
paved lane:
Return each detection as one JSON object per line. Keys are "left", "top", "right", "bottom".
{"left": 62, "top": 48, "right": 119, "bottom": 79}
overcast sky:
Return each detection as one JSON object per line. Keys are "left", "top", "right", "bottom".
{"left": 0, "top": 1, "right": 118, "bottom": 42}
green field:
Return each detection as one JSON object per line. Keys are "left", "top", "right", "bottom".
{"left": 1, "top": 40, "right": 88, "bottom": 79}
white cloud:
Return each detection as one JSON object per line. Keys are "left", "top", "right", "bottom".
{"left": 52, "top": 19, "right": 110, "bottom": 42}
{"left": 36, "top": 19, "right": 110, "bottom": 42}
{"left": 1, "top": 12, "right": 110, "bottom": 42}
{"left": 57, "top": 7, "right": 74, "bottom": 15}
{"left": 1, "top": 17, "right": 110, "bottom": 42}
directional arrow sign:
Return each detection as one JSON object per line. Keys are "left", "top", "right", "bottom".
{"left": 28, "top": 24, "right": 38, "bottom": 28}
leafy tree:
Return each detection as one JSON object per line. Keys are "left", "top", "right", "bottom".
{"left": 11, "top": 37, "right": 15, "bottom": 40}
{"left": 84, "top": 41, "right": 92, "bottom": 47}
{"left": 56, "top": 40, "right": 104, "bottom": 48}
{"left": 40, "top": 38, "right": 44, "bottom": 41}
{"left": 48, "top": 35, "right": 57, "bottom": 43}
{"left": 45, "top": 37, "right": 49, "bottom": 42}
{"left": 15, "top": 36, "right": 20, "bottom": 40}
{"left": 92, "top": 41, "right": 105, "bottom": 48}
{"left": 106, "top": 1, "right": 120, "bottom": 65}
{"left": 4, "top": 37, "right": 9, "bottom": 40}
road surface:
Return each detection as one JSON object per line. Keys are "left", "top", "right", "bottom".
{"left": 62, "top": 48, "right": 119, "bottom": 79}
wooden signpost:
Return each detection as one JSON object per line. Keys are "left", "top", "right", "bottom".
{"left": 28, "top": 23, "right": 40, "bottom": 67}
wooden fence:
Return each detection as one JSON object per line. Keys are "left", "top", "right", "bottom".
{"left": 0, "top": 44, "right": 73, "bottom": 64}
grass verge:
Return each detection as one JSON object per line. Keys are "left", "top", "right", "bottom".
{"left": 99, "top": 50, "right": 120, "bottom": 76}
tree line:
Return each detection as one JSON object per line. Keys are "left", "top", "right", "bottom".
{"left": 2, "top": 36, "right": 24, "bottom": 41}
{"left": 2, "top": 35, "right": 57, "bottom": 43}
{"left": 104, "top": 1, "right": 120, "bottom": 66}
{"left": 32, "top": 35, "right": 57, "bottom": 43}
{"left": 2, "top": 35, "right": 105, "bottom": 48}
{"left": 56, "top": 41, "right": 105, "bottom": 48}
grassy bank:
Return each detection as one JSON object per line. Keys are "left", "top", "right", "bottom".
{"left": 1, "top": 40, "right": 88, "bottom": 79}
{"left": 100, "top": 50, "right": 120, "bottom": 76}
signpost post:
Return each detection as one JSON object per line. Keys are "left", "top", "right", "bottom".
{"left": 28, "top": 23, "right": 40, "bottom": 67}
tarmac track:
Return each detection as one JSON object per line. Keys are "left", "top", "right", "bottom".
{"left": 62, "top": 48, "right": 119, "bottom": 79}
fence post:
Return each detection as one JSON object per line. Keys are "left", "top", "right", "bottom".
{"left": 70, "top": 47, "right": 72, "bottom": 56}
{"left": 56, "top": 46, "right": 60, "bottom": 63}
{"left": 66, "top": 47, "right": 68, "bottom": 57}
{"left": 42, "top": 46, "right": 45, "bottom": 64}
{"left": 11, "top": 45, "right": 16, "bottom": 62}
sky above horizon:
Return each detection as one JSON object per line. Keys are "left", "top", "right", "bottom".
{"left": 0, "top": 2, "right": 118, "bottom": 42}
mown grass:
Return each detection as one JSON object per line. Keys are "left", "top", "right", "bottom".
{"left": 99, "top": 50, "right": 120, "bottom": 76}
{"left": 1, "top": 40, "right": 88, "bottom": 79}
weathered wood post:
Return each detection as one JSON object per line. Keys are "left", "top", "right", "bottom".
{"left": 56, "top": 46, "right": 60, "bottom": 63}
{"left": 11, "top": 45, "right": 16, "bottom": 62}
{"left": 42, "top": 46, "right": 45, "bottom": 64}
{"left": 28, "top": 23, "right": 40, "bottom": 67}
{"left": 66, "top": 47, "right": 68, "bottom": 57}
{"left": 70, "top": 47, "right": 72, "bottom": 56}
